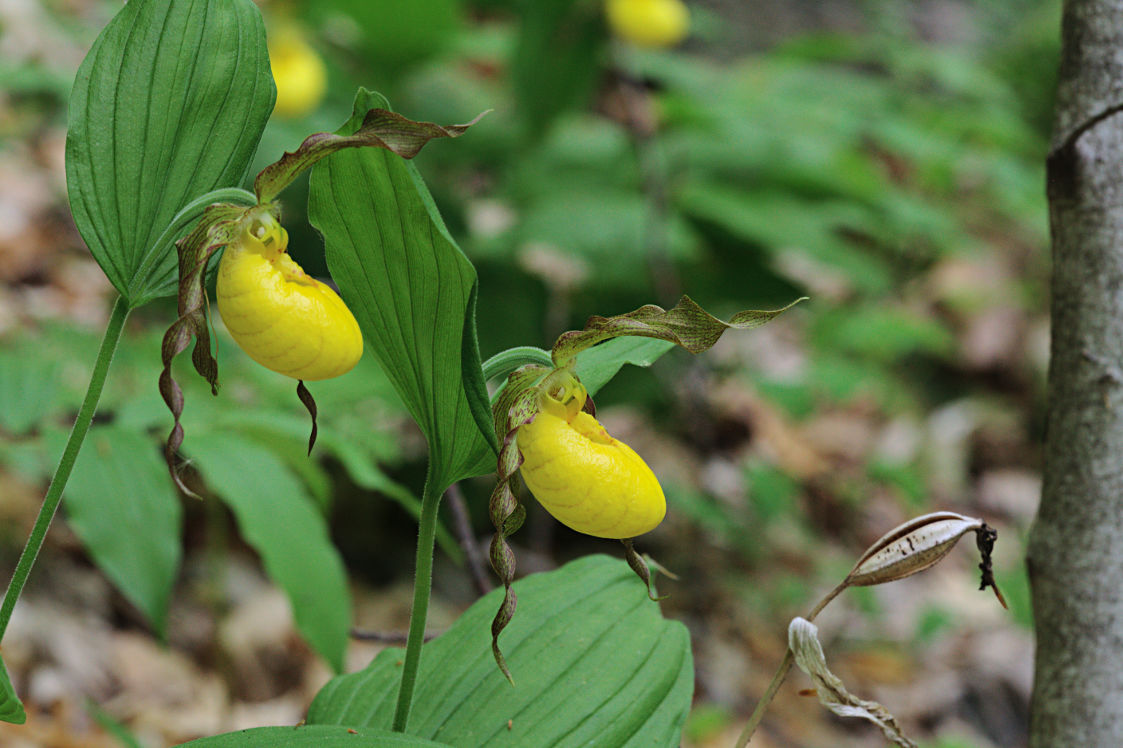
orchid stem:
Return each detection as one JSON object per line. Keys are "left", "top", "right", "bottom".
{"left": 0, "top": 295, "right": 129, "bottom": 640}
{"left": 735, "top": 648, "right": 795, "bottom": 748}
{"left": 734, "top": 582, "right": 847, "bottom": 746}
{"left": 392, "top": 469, "right": 442, "bottom": 732}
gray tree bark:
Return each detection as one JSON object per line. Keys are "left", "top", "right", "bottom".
{"left": 1028, "top": 1, "right": 1123, "bottom": 745}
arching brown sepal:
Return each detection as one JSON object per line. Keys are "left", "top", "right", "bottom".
{"left": 551, "top": 295, "right": 806, "bottom": 368}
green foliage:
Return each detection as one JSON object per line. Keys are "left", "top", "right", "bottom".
{"left": 914, "top": 606, "right": 954, "bottom": 643}
{"left": 0, "top": 350, "right": 62, "bottom": 435}
{"left": 310, "top": 89, "right": 496, "bottom": 491}
{"left": 85, "top": 700, "right": 144, "bottom": 748}
{"left": 308, "top": 555, "right": 693, "bottom": 747}
{"left": 180, "top": 725, "right": 450, "bottom": 747}
{"left": 184, "top": 434, "right": 352, "bottom": 673}
{"left": 437, "top": 24, "right": 1049, "bottom": 437}
{"left": 575, "top": 337, "right": 676, "bottom": 396}
{"left": 664, "top": 485, "right": 758, "bottom": 558}
{"left": 683, "top": 703, "right": 735, "bottom": 745}
{"left": 997, "top": 558, "right": 1035, "bottom": 630}
{"left": 745, "top": 463, "right": 801, "bottom": 524}
{"left": 0, "top": 654, "right": 25, "bottom": 725}
{"left": 63, "top": 426, "right": 182, "bottom": 636}
{"left": 867, "top": 458, "right": 928, "bottom": 508}
{"left": 811, "top": 306, "right": 955, "bottom": 363}
{"left": 2, "top": 0, "right": 1053, "bottom": 742}
{"left": 511, "top": 0, "right": 604, "bottom": 135}
{"left": 65, "top": 0, "right": 274, "bottom": 307}
{"left": 919, "top": 739, "right": 986, "bottom": 748}
{"left": 314, "top": 0, "right": 460, "bottom": 73}
{"left": 0, "top": 322, "right": 421, "bottom": 665}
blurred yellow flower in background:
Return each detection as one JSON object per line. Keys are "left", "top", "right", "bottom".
{"left": 606, "top": 0, "right": 690, "bottom": 49}
{"left": 268, "top": 24, "right": 327, "bottom": 118}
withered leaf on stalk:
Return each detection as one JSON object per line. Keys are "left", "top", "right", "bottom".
{"left": 789, "top": 617, "right": 918, "bottom": 748}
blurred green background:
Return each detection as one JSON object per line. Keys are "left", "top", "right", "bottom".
{"left": 0, "top": 0, "right": 1053, "bottom": 745}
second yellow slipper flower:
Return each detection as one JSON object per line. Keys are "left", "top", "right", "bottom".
{"left": 517, "top": 373, "right": 666, "bottom": 539}
{"left": 216, "top": 212, "right": 362, "bottom": 381}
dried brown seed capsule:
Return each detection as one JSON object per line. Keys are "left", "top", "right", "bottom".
{"left": 845, "top": 511, "right": 986, "bottom": 587}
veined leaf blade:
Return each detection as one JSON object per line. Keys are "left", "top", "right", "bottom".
{"left": 308, "top": 555, "right": 693, "bottom": 746}
{"left": 65, "top": 0, "right": 274, "bottom": 306}
{"left": 308, "top": 90, "right": 494, "bottom": 491}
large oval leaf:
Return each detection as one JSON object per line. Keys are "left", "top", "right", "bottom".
{"left": 308, "top": 90, "right": 495, "bottom": 492}
{"left": 308, "top": 555, "right": 693, "bottom": 747}
{"left": 64, "top": 426, "right": 183, "bottom": 637}
{"left": 187, "top": 434, "right": 350, "bottom": 672}
{"left": 66, "top": 0, "right": 274, "bottom": 307}
{"left": 179, "top": 725, "right": 449, "bottom": 747}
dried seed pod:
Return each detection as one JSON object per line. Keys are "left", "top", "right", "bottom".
{"left": 788, "top": 617, "right": 918, "bottom": 748}
{"left": 806, "top": 512, "right": 1007, "bottom": 622}
{"left": 845, "top": 511, "right": 995, "bottom": 588}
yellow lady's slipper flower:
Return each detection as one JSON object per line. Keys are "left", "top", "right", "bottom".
{"left": 517, "top": 373, "right": 666, "bottom": 539}
{"left": 268, "top": 25, "right": 328, "bottom": 119}
{"left": 216, "top": 213, "right": 362, "bottom": 381}
{"left": 606, "top": 0, "right": 690, "bottom": 49}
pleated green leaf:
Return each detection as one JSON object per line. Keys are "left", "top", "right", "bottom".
{"left": 187, "top": 434, "right": 350, "bottom": 672}
{"left": 307, "top": 555, "right": 693, "bottom": 747}
{"left": 309, "top": 89, "right": 496, "bottom": 492}
{"left": 0, "top": 653, "right": 26, "bottom": 725}
{"left": 179, "top": 725, "right": 450, "bottom": 747}
{"left": 66, "top": 0, "right": 274, "bottom": 307}
{"left": 64, "top": 426, "right": 183, "bottom": 637}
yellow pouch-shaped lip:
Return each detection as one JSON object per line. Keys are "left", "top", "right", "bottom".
{"left": 216, "top": 217, "right": 363, "bottom": 381}
{"left": 518, "top": 392, "right": 666, "bottom": 539}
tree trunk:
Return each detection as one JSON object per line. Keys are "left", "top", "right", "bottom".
{"left": 1028, "top": 1, "right": 1123, "bottom": 745}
